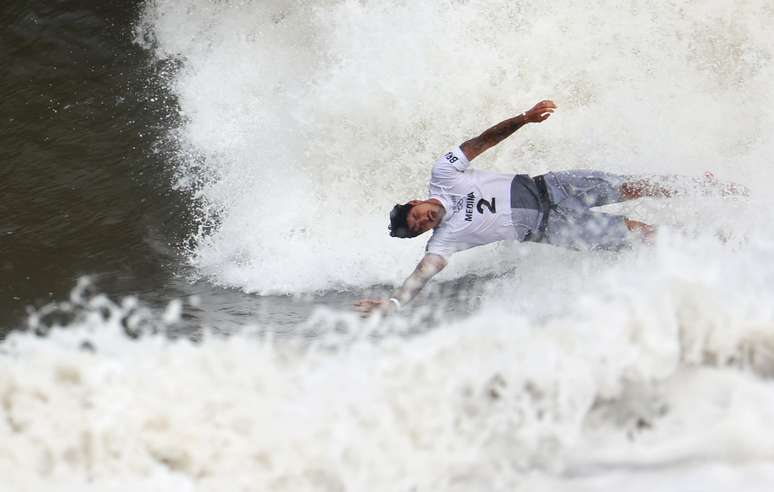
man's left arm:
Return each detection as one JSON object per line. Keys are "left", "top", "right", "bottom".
{"left": 461, "top": 99, "right": 556, "bottom": 161}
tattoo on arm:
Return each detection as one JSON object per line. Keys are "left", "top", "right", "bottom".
{"left": 461, "top": 113, "right": 528, "bottom": 161}
{"left": 391, "top": 255, "right": 446, "bottom": 306}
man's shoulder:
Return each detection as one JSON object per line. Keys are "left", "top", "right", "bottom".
{"left": 425, "top": 224, "right": 457, "bottom": 258}
{"left": 431, "top": 146, "right": 470, "bottom": 175}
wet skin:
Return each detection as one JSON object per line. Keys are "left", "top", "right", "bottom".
{"left": 405, "top": 199, "right": 445, "bottom": 236}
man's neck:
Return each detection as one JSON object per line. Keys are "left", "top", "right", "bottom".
{"left": 428, "top": 197, "right": 447, "bottom": 225}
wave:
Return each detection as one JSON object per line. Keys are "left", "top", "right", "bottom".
{"left": 4, "top": 233, "right": 774, "bottom": 489}
{"left": 135, "top": 0, "right": 774, "bottom": 294}
{"left": 21, "top": 1, "right": 768, "bottom": 489}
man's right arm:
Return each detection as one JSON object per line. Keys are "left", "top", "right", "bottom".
{"left": 353, "top": 253, "right": 447, "bottom": 316}
{"left": 460, "top": 99, "right": 556, "bottom": 161}
{"left": 390, "top": 253, "right": 447, "bottom": 307}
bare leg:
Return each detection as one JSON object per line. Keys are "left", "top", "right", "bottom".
{"left": 620, "top": 179, "right": 677, "bottom": 200}
{"left": 620, "top": 173, "right": 750, "bottom": 201}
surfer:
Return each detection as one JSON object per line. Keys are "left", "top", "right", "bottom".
{"left": 354, "top": 100, "right": 747, "bottom": 316}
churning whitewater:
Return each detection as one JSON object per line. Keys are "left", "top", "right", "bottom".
{"left": 3, "top": 0, "right": 774, "bottom": 490}
{"left": 135, "top": 0, "right": 772, "bottom": 294}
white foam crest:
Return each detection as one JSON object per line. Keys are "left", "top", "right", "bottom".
{"left": 136, "top": 0, "right": 774, "bottom": 293}
{"left": 4, "top": 235, "right": 774, "bottom": 489}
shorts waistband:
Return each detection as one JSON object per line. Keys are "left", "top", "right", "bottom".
{"left": 523, "top": 174, "right": 552, "bottom": 242}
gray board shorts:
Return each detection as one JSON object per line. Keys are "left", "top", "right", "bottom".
{"left": 536, "top": 170, "right": 633, "bottom": 251}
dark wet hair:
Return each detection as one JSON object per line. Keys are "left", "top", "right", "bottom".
{"left": 388, "top": 203, "right": 416, "bottom": 238}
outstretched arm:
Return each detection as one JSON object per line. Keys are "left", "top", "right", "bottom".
{"left": 353, "top": 253, "right": 447, "bottom": 316}
{"left": 460, "top": 100, "right": 557, "bottom": 161}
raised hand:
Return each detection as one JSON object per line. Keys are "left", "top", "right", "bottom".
{"left": 524, "top": 100, "right": 557, "bottom": 123}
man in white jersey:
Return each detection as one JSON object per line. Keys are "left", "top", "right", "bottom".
{"left": 354, "top": 100, "right": 746, "bottom": 316}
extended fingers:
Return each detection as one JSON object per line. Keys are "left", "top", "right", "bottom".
{"left": 353, "top": 299, "right": 382, "bottom": 313}
{"left": 703, "top": 171, "right": 717, "bottom": 184}
{"left": 353, "top": 306, "right": 373, "bottom": 316}
{"left": 724, "top": 182, "right": 751, "bottom": 197}
{"left": 532, "top": 99, "right": 557, "bottom": 110}
{"left": 526, "top": 100, "right": 556, "bottom": 122}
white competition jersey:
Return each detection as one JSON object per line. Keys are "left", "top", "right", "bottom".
{"left": 426, "top": 146, "right": 535, "bottom": 258}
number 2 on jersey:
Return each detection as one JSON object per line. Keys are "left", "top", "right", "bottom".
{"left": 476, "top": 197, "right": 496, "bottom": 214}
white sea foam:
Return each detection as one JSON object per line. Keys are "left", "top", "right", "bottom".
{"left": 5, "top": 0, "right": 771, "bottom": 489}
{"left": 135, "top": 0, "right": 774, "bottom": 294}
{"left": 4, "top": 241, "right": 774, "bottom": 490}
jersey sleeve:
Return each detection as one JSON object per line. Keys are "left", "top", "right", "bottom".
{"left": 428, "top": 146, "right": 469, "bottom": 214}
{"left": 431, "top": 146, "right": 470, "bottom": 177}
{"left": 425, "top": 226, "right": 463, "bottom": 259}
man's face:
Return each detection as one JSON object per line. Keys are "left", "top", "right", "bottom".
{"left": 406, "top": 200, "right": 443, "bottom": 235}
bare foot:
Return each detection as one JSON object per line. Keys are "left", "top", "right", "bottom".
{"left": 624, "top": 218, "right": 657, "bottom": 244}
{"left": 704, "top": 171, "right": 750, "bottom": 197}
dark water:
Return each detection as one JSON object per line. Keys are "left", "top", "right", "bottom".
{"left": 0, "top": 1, "right": 482, "bottom": 339}
{"left": 0, "top": 1, "right": 324, "bottom": 337}
{"left": 1, "top": 1, "right": 171, "bottom": 330}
